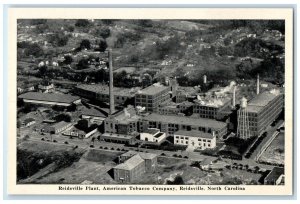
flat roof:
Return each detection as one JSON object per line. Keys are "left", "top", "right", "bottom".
{"left": 137, "top": 83, "right": 169, "bottom": 95}
{"left": 247, "top": 91, "right": 282, "bottom": 113}
{"left": 143, "top": 113, "right": 227, "bottom": 130}
{"left": 102, "top": 133, "right": 134, "bottom": 140}
{"left": 51, "top": 121, "right": 71, "bottom": 129}
{"left": 177, "top": 86, "right": 200, "bottom": 95}
{"left": 81, "top": 107, "right": 107, "bottom": 118}
{"left": 19, "top": 92, "right": 80, "bottom": 104}
{"left": 114, "top": 154, "right": 144, "bottom": 171}
{"left": 143, "top": 128, "right": 160, "bottom": 135}
{"left": 174, "top": 130, "right": 215, "bottom": 139}
{"left": 76, "top": 84, "right": 141, "bottom": 97}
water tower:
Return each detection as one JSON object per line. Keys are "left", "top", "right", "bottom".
{"left": 237, "top": 97, "right": 251, "bottom": 139}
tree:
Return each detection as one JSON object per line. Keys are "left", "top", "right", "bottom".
{"left": 75, "top": 19, "right": 90, "bottom": 27}
{"left": 98, "top": 40, "right": 107, "bottom": 52}
{"left": 80, "top": 39, "right": 91, "bottom": 50}
{"left": 64, "top": 55, "right": 73, "bottom": 65}
{"left": 24, "top": 43, "right": 44, "bottom": 57}
{"left": 77, "top": 58, "right": 89, "bottom": 70}
{"left": 96, "top": 27, "right": 111, "bottom": 39}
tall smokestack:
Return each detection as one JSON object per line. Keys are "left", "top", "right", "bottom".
{"left": 256, "top": 74, "right": 260, "bottom": 95}
{"left": 108, "top": 48, "right": 115, "bottom": 114}
{"left": 203, "top": 75, "right": 207, "bottom": 84}
{"left": 233, "top": 86, "right": 236, "bottom": 107}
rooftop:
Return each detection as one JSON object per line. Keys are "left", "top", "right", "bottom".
{"left": 143, "top": 113, "right": 227, "bottom": 130}
{"left": 176, "top": 86, "right": 200, "bottom": 96}
{"left": 114, "top": 154, "right": 144, "bottom": 171}
{"left": 174, "top": 130, "right": 215, "bottom": 139}
{"left": 81, "top": 107, "right": 108, "bottom": 118}
{"left": 76, "top": 84, "right": 141, "bottom": 97}
{"left": 51, "top": 121, "right": 71, "bottom": 129}
{"left": 19, "top": 92, "right": 80, "bottom": 104}
{"left": 247, "top": 90, "right": 282, "bottom": 113}
{"left": 23, "top": 118, "right": 35, "bottom": 123}
{"left": 143, "top": 128, "right": 160, "bottom": 135}
{"left": 102, "top": 133, "right": 134, "bottom": 140}
{"left": 137, "top": 83, "right": 170, "bottom": 95}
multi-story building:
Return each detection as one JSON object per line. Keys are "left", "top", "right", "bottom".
{"left": 135, "top": 83, "right": 171, "bottom": 112}
{"left": 237, "top": 90, "right": 284, "bottom": 138}
{"left": 174, "top": 130, "right": 216, "bottom": 150}
{"left": 140, "top": 128, "right": 166, "bottom": 144}
{"left": 73, "top": 84, "right": 141, "bottom": 105}
{"left": 139, "top": 113, "right": 227, "bottom": 139}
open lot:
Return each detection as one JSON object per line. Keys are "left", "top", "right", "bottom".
{"left": 259, "top": 133, "right": 284, "bottom": 165}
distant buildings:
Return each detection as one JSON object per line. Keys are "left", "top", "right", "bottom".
{"left": 113, "top": 151, "right": 158, "bottom": 183}
{"left": 174, "top": 130, "right": 216, "bottom": 150}
{"left": 18, "top": 92, "right": 81, "bottom": 107}
{"left": 135, "top": 83, "right": 171, "bottom": 112}
{"left": 22, "top": 118, "right": 36, "bottom": 127}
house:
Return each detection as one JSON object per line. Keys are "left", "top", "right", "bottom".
{"left": 42, "top": 121, "right": 73, "bottom": 134}
{"left": 200, "top": 158, "right": 216, "bottom": 171}
{"left": 174, "top": 130, "right": 216, "bottom": 150}
{"left": 38, "top": 81, "right": 55, "bottom": 93}
{"left": 22, "top": 118, "right": 36, "bottom": 127}
{"left": 264, "top": 167, "right": 284, "bottom": 185}
{"left": 140, "top": 128, "right": 166, "bottom": 144}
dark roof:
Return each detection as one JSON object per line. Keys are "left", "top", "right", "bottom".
{"left": 144, "top": 113, "right": 227, "bottom": 130}
{"left": 265, "top": 167, "right": 284, "bottom": 181}
{"left": 23, "top": 118, "right": 35, "bottom": 124}
{"left": 174, "top": 130, "right": 215, "bottom": 139}
{"left": 51, "top": 121, "right": 71, "bottom": 129}
{"left": 81, "top": 107, "right": 107, "bottom": 118}
{"left": 143, "top": 128, "right": 160, "bottom": 135}
{"left": 19, "top": 92, "right": 80, "bottom": 104}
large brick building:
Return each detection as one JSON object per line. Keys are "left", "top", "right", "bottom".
{"left": 135, "top": 83, "right": 171, "bottom": 112}
{"left": 237, "top": 90, "right": 284, "bottom": 138}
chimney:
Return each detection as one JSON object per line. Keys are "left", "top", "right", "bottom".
{"left": 108, "top": 48, "right": 115, "bottom": 114}
{"left": 232, "top": 86, "right": 236, "bottom": 107}
{"left": 203, "top": 75, "right": 207, "bottom": 84}
{"left": 256, "top": 74, "right": 260, "bottom": 95}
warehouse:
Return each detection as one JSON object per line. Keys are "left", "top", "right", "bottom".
{"left": 41, "top": 121, "right": 73, "bottom": 134}
{"left": 174, "top": 130, "right": 217, "bottom": 150}
{"left": 237, "top": 90, "right": 284, "bottom": 138}
{"left": 135, "top": 83, "right": 171, "bottom": 112}
{"left": 140, "top": 113, "right": 227, "bottom": 139}
{"left": 18, "top": 92, "right": 81, "bottom": 107}
{"left": 73, "top": 84, "right": 141, "bottom": 105}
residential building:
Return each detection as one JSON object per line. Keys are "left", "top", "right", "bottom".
{"left": 22, "top": 118, "right": 36, "bottom": 127}
{"left": 135, "top": 83, "right": 171, "bottom": 112}
{"left": 174, "top": 130, "right": 216, "bottom": 150}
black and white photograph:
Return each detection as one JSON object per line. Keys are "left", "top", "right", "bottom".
{"left": 7, "top": 7, "right": 294, "bottom": 195}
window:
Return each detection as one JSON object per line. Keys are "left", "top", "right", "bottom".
{"left": 186, "top": 141, "right": 188, "bottom": 144}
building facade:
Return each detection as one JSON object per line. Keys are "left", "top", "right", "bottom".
{"left": 174, "top": 130, "right": 216, "bottom": 150}
{"left": 140, "top": 128, "right": 166, "bottom": 144}
{"left": 135, "top": 83, "right": 171, "bottom": 112}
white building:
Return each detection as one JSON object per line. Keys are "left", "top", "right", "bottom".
{"left": 140, "top": 128, "right": 166, "bottom": 144}
{"left": 174, "top": 130, "right": 216, "bottom": 150}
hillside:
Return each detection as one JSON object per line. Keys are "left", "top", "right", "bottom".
{"left": 17, "top": 19, "right": 285, "bottom": 86}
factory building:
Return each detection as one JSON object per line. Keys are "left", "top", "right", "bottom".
{"left": 158, "top": 101, "right": 194, "bottom": 116}
{"left": 174, "top": 130, "right": 217, "bottom": 150}
{"left": 135, "top": 83, "right": 171, "bottom": 112}
{"left": 140, "top": 128, "right": 167, "bottom": 144}
{"left": 139, "top": 113, "right": 227, "bottom": 138}
{"left": 73, "top": 84, "right": 140, "bottom": 105}
{"left": 41, "top": 121, "right": 73, "bottom": 134}
{"left": 237, "top": 89, "right": 284, "bottom": 138}
{"left": 18, "top": 92, "right": 81, "bottom": 107}
{"left": 113, "top": 151, "right": 158, "bottom": 182}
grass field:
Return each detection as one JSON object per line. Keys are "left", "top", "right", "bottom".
{"left": 259, "top": 133, "right": 284, "bottom": 165}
